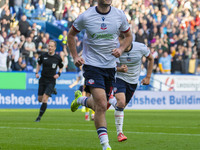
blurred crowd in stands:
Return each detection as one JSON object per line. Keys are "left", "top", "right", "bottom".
{"left": 0, "top": 0, "right": 200, "bottom": 74}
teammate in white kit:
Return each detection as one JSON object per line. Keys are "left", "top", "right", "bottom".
{"left": 67, "top": 0, "right": 132, "bottom": 149}
{"left": 109, "top": 33, "right": 154, "bottom": 142}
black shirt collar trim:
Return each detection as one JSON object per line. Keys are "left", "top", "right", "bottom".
{"left": 95, "top": 6, "right": 111, "bottom": 15}
{"left": 126, "top": 43, "right": 133, "bottom": 52}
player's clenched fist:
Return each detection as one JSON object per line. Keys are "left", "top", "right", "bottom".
{"left": 121, "top": 64, "right": 128, "bottom": 72}
{"left": 141, "top": 77, "right": 150, "bottom": 85}
{"left": 74, "top": 57, "right": 85, "bottom": 67}
{"left": 112, "top": 48, "right": 123, "bottom": 58}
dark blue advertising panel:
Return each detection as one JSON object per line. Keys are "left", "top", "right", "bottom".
{"left": 26, "top": 72, "right": 79, "bottom": 90}
{"left": 0, "top": 89, "right": 75, "bottom": 109}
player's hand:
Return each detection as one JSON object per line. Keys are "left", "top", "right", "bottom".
{"left": 112, "top": 48, "right": 123, "bottom": 58}
{"left": 69, "top": 85, "right": 73, "bottom": 88}
{"left": 141, "top": 77, "right": 150, "bottom": 85}
{"left": 35, "top": 73, "right": 40, "bottom": 78}
{"left": 121, "top": 64, "right": 128, "bottom": 72}
{"left": 74, "top": 56, "right": 85, "bottom": 67}
{"left": 54, "top": 74, "right": 59, "bottom": 79}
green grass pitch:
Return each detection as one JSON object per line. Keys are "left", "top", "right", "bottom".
{"left": 0, "top": 109, "right": 200, "bottom": 150}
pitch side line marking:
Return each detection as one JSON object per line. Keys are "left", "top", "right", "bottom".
{"left": 0, "top": 122, "right": 199, "bottom": 129}
{"left": 0, "top": 122, "right": 94, "bottom": 127}
{"left": 0, "top": 126, "right": 200, "bottom": 137}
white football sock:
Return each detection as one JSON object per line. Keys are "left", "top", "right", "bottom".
{"left": 77, "top": 96, "right": 88, "bottom": 107}
{"left": 115, "top": 108, "right": 124, "bottom": 135}
{"left": 109, "top": 96, "right": 117, "bottom": 109}
{"left": 97, "top": 127, "right": 110, "bottom": 149}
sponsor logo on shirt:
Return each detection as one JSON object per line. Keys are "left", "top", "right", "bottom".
{"left": 91, "top": 33, "right": 113, "bottom": 39}
{"left": 44, "top": 57, "right": 48, "bottom": 60}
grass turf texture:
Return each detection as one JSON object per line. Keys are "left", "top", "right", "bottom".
{"left": 0, "top": 109, "right": 200, "bottom": 150}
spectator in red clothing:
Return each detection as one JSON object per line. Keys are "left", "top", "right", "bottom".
{"left": 195, "top": 11, "right": 200, "bottom": 26}
{"left": 45, "top": 33, "right": 50, "bottom": 44}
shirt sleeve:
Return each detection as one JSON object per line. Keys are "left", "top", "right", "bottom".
{"left": 58, "top": 57, "right": 64, "bottom": 68}
{"left": 159, "top": 57, "right": 163, "bottom": 64}
{"left": 119, "top": 10, "right": 130, "bottom": 33}
{"left": 72, "top": 13, "right": 85, "bottom": 32}
{"left": 142, "top": 44, "right": 150, "bottom": 57}
{"left": 116, "top": 58, "right": 120, "bottom": 63}
{"left": 37, "top": 54, "right": 43, "bottom": 65}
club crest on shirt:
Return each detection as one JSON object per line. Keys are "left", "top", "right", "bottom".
{"left": 101, "top": 23, "right": 107, "bottom": 30}
{"left": 127, "top": 53, "right": 131, "bottom": 61}
{"left": 88, "top": 79, "right": 95, "bottom": 84}
{"left": 52, "top": 63, "right": 56, "bottom": 69}
{"left": 127, "top": 57, "right": 131, "bottom": 61}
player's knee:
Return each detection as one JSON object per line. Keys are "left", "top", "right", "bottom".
{"left": 95, "top": 102, "right": 107, "bottom": 112}
{"left": 42, "top": 97, "right": 48, "bottom": 103}
{"left": 42, "top": 98, "right": 48, "bottom": 103}
{"left": 117, "top": 101, "right": 126, "bottom": 109}
{"left": 42, "top": 94, "right": 49, "bottom": 103}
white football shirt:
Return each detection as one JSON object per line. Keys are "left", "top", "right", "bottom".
{"left": 117, "top": 42, "right": 150, "bottom": 84}
{"left": 73, "top": 6, "right": 130, "bottom": 68}
{"left": 0, "top": 51, "right": 8, "bottom": 71}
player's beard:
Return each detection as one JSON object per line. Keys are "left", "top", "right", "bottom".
{"left": 99, "top": 0, "right": 112, "bottom": 8}
{"left": 102, "top": 3, "right": 111, "bottom": 7}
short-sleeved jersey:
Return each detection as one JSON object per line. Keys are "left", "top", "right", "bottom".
{"left": 73, "top": 6, "right": 130, "bottom": 68}
{"left": 38, "top": 53, "right": 63, "bottom": 79}
{"left": 159, "top": 55, "right": 172, "bottom": 70}
{"left": 117, "top": 42, "right": 150, "bottom": 84}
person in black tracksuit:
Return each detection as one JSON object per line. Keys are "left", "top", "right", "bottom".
{"left": 35, "top": 40, "right": 63, "bottom": 122}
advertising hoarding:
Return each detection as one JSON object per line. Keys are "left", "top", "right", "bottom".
{"left": 153, "top": 75, "right": 200, "bottom": 91}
